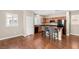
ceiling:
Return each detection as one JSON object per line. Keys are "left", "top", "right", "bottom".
{"left": 32, "top": 10, "right": 79, "bottom": 16}
{"left": 32, "top": 10, "right": 66, "bottom": 16}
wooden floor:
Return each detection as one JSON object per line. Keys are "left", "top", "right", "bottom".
{"left": 0, "top": 33, "right": 79, "bottom": 49}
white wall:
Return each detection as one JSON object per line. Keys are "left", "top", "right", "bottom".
{"left": 34, "top": 15, "right": 43, "bottom": 25}
{"left": 71, "top": 14, "right": 79, "bottom": 36}
{"left": 0, "top": 10, "right": 35, "bottom": 39}
{"left": 66, "top": 11, "right": 79, "bottom": 36}
{"left": 0, "top": 10, "right": 24, "bottom": 40}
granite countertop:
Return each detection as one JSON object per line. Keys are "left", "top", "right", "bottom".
{"left": 41, "top": 23, "right": 57, "bottom": 26}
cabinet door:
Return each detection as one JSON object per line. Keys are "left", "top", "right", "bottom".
{"left": 43, "top": 18, "right": 46, "bottom": 23}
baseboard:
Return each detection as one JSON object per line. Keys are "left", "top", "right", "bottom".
{"left": 0, "top": 34, "right": 23, "bottom": 40}
{"left": 70, "top": 33, "right": 79, "bottom": 36}
{"left": 23, "top": 34, "right": 34, "bottom": 37}
{"left": 23, "top": 33, "right": 34, "bottom": 37}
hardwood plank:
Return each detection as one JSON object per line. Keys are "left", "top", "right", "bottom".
{"left": 0, "top": 33, "right": 79, "bottom": 49}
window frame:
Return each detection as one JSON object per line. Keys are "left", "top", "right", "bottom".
{"left": 6, "top": 13, "right": 18, "bottom": 27}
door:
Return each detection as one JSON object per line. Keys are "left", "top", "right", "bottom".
{"left": 71, "top": 15, "right": 79, "bottom": 35}
{"left": 25, "top": 16, "right": 34, "bottom": 36}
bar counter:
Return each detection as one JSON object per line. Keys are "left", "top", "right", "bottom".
{"left": 40, "top": 24, "right": 63, "bottom": 40}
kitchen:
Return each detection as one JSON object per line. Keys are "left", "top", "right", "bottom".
{"left": 34, "top": 11, "right": 66, "bottom": 40}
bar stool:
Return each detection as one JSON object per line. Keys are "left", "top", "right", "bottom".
{"left": 48, "top": 27, "right": 54, "bottom": 39}
{"left": 53, "top": 28, "right": 58, "bottom": 40}
{"left": 42, "top": 26, "right": 51, "bottom": 39}
{"left": 49, "top": 27, "right": 58, "bottom": 40}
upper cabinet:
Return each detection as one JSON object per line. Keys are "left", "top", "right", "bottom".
{"left": 43, "top": 16, "right": 66, "bottom": 24}
{"left": 34, "top": 15, "right": 43, "bottom": 25}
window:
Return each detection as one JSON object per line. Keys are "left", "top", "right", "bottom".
{"left": 6, "top": 13, "right": 18, "bottom": 27}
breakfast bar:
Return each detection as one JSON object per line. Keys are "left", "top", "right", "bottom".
{"left": 41, "top": 25, "right": 63, "bottom": 40}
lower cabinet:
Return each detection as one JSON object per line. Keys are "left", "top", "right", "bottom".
{"left": 34, "top": 25, "right": 42, "bottom": 33}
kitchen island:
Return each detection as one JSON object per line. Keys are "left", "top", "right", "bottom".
{"left": 41, "top": 24, "right": 63, "bottom": 40}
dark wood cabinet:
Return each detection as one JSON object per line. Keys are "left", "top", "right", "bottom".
{"left": 43, "top": 16, "right": 66, "bottom": 35}
{"left": 35, "top": 27, "right": 38, "bottom": 33}
{"left": 34, "top": 25, "right": 42, "bottom": 33}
